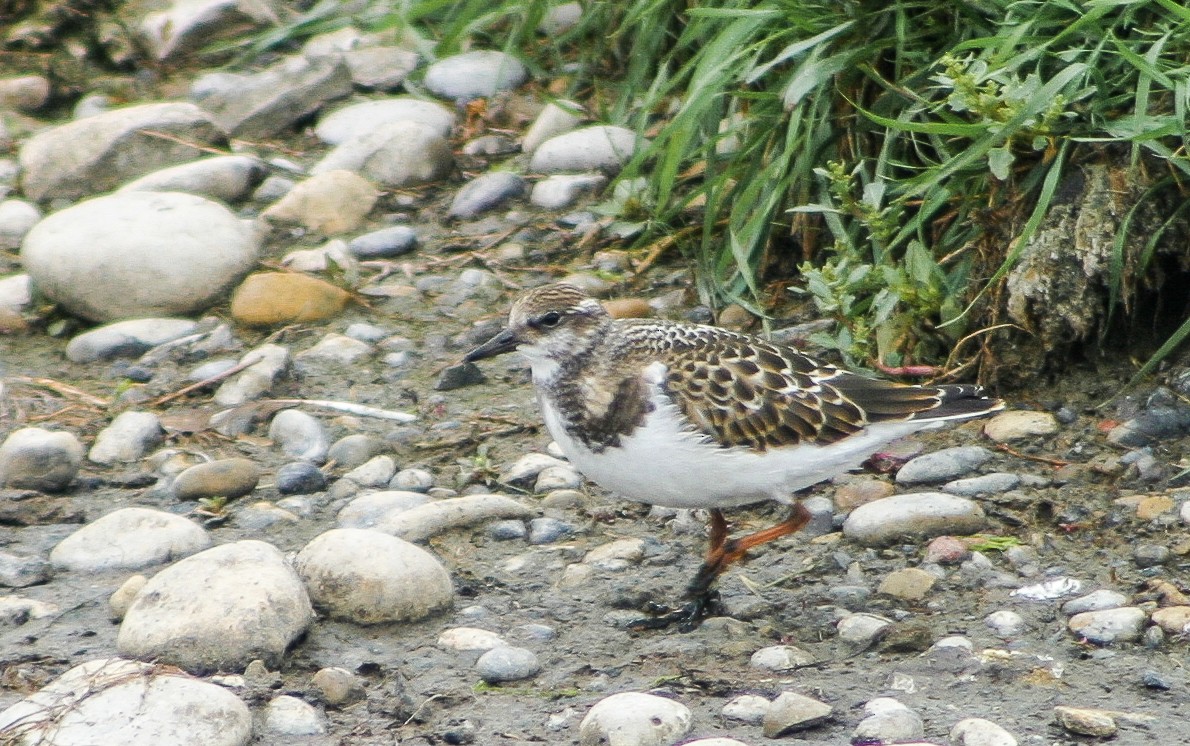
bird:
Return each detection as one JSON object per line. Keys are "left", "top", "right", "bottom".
{"left": 465, "top": 283, "right": 1004, "bottom": 629}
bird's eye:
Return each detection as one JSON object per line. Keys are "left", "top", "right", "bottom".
{"left": 539, "top": 311, "right": 563, "bottom": 327}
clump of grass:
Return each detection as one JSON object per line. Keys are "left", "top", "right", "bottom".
{"left": 228, "top": 0, "right": 1190, "bottom": 376}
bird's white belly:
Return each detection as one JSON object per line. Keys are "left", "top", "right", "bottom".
{"left": 539, "top": 391, "right": 926, "bottom": 510}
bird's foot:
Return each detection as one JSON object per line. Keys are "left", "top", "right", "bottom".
{"left": 627, "top": 590, "right": 722, "bottom": 633}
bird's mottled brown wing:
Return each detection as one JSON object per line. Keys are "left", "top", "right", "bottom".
{"left": 620, "top": 322, "right": 998, "bottom": 451}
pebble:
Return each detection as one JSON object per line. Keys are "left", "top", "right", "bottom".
{"left": 943, "top": 472, "right": 1021, "bottom": 496}
{"left": 923, "top": 535, "right": 971, "bottom": 564}
{"left": 476, "top": 645, "right": 541, "bottom": 683}
{"left": 1053, "top": 706, "right": 1118, "bottom": 737}
{"left": 0, "top": 551, "right": 51, "bottom": 588}
{"left": 583, "top": 538, "right": 645, "bottom": 569}
{"left": 985, "top": 609, "right": 1026, "bottom": 637}
{"left": 853, "top": 698, "right": 924, "bottom": 743}
{"left": 192, "top": 55, "right": 351, "bottom": 139}
{"left": 275, "top": 461, "right": 328, "bottom": 495}
{"left": 109, "top": 574, "right": 147, "bottom": 620}
{"left": 833, "top": 476, "right": 896, "bottom": 511}
{"left": 337, "top": 490, "right": 431, "bottom": 528}
{"left": 500, "top": 453, "right": 569, "bottom": 486}
{"left": 836, "top": 612, "right": 893, "bottom": 649}
{"left": 269, "top": 409, "right": 330, "bottom": 463}
{"left": 535, "top": 464, "right": 584, "bottom": 492}
{"left": 18, "top": 102, "right": 225, "bottom": 202}
{"left": 842, "top": 492, "right": 987, "bottom": 546}
{"left": 1150, "top": 606, "right": 1190, "bottom": 634}
{"left": 347, "top": 225, "right": 419, "bottom": 260}
{"left": 295, "top": 528, "right": 453, "bottom": 623}
{"left": 391, "top": 467, "right": 434, "bottom": 492}
{"left": 0, "top": 427, "right": 84, "bottom": 492}
{"left": 312, "top": 122, "right": 453, "bottom": 188}
{"left": 529, "top": 125, "right": 643, "bottom": 173}
{"left": 212, "top": 343, "right": 291, "bottom": 407}
{"left": 315, "top": 97, "right": 456, "bottom": 144}
{"left": 262, "top": 169, "right": 379, "bottom": 233}
{"left": 449, "top": 171, "right": 526, "bottom": 218}
{"left": 762, "top": 691, "right": 833, "bottom": 737}
{"left": 438, "top": 627, "right": 508, "bottom": 651}
{"left": 0, "top": 198, "right": 41, "bottom": 249}
{"left": 749, "top": 644, "right": 814, "bottom": 671}
{"left": 1068, "top": 606, "right": 1147, "bottom": 644}
{"left": 530, "top": 173, "right": 607, "bottom": 209}
{"left": 50, "top": 507, "right": 211, "bottom": 572}
{"left": 264, "top": 694, "right": 327, "bottom": 736}
{"left": 983, "top": 410, "right": 1059, "bottom": 441}
{"left": 1107, "top": 407, "right": 1190, "bottom": 447}
{"left": 297, "top": 332, "right": 373, "bottom": 364}
{"left": 65, "top": 318, "right": 199, "bottom": 363}
{"left": 1061, "top": 589, "right": 1128, "bottom": 615}
{"left": 529, "top": 517, "right": 574, "bottom": 544}
{"left": 312, "top": 666, "right": 366, "bottom": 706}
{"left": 118, "top": 154, "right": 265, "bottom": 203}
{"left": 88, "top": 411, "right": 164, "bottom": 464}
{"left": 423, "top": 50, "right": 528, "bottom": 101}
{"left": 896, "top": 446, "right": 994, "bottom": 484}
{"left": 327, "top": 433, "right": 385, "bottom": 468}
{"left": 578, "top": 692, "right": 693, "bottom": 746}
{"left": 117, "top": 540, "right": 314, "bottom": 672}
{"left": 1133, "top": 543, "right": 1170, "bottom": 567}
{"left": 877, "top": 567, "right": 937, "bottom": 601}
{"left": 0, "top": 658, "right": 251, "bottom": 745}
{"left": 343, "top": 455, "right": 398, "bottom": 487}
{"left": 0, "top": 74, "right": 49, "bottom": 112}
{"left": 522, "top": 101, "right": 585, "bottom": 153}
{"left": 172, "top": 457, "right": 262, "bottom": 500}
{"left": 950, "top": 717, "right": 1017, "bottom": 746}
{"left": 435, "top": 362, "right": 487, "bottom": 390}
{"left": 24, "top": 192, "right": 257, "bottom": 322}
{"left": 721, "top": 694, "right": 771, "bottom": 725}
{"left": 230, "top": 272, "right": 351, "bottom": 327}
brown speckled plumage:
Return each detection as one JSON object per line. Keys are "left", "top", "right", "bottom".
{"left": 473, "top": 283, "right": 1002, "bottom": 453}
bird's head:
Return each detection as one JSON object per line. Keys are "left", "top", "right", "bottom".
{"left": 464, "top": 283, "right": 610, "bottom": 369}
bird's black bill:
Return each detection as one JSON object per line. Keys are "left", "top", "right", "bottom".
{"left": 464, "top": 328, "right": 520, "bottom": 362}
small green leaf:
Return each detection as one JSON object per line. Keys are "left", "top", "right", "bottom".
{"left": 987, "top": 146, "right": 1015, "bottom": 180}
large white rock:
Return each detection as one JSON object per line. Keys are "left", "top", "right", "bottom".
{"left": 141, "top": 0, "right": 279, "bottom": 63}
{"left": 118, "top": 155, "right": 266, "bottom": 203}
{"left": 842, "top": 492, "right": 987, "bottom": 546}
{"left": 423, "top": 50, "right": 527, "bottom": 101}
{"left": 88, "top": 411, "right": 165, "bottom": 464}
{"left": 118, "top": 540, "right": 314, "bottom": 672}
{"left": 315, "top": 97, "right": 456, "bottom": 144}
{"left": 0, "top": 427, "right": 84, "bottom": 492}
{"left": 0, "top": 658, "right": 251, "bottom": 746}
{"left": 295, "top": 528, "right": 452, "bottom": 624}
{"left": 50, "top": 507, "right": 210, "bottom": 572}
{"left": 529, "top": 125, "right": 642, "bottom": 173}
{"left": 22, "top": 191, "right": 259, "bottom": 322}
{"left": 311, "top": 121, "right": 453, "bottom": 188}
{"left": 18, "top": 102, "right": 226, "bottom": 202}
{"left": 578, "top": 692, "right": 692, "bottom": 746}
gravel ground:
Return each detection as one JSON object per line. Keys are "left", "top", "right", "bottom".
{"left": 2, "top": 267, "right": 1189, "bottom": 745}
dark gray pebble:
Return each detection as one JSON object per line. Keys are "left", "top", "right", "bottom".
{"left": 348, "top": 226, "right": 419, "bottom": 259}
{"left": 487, "top": 519, "right": 528, "bottom": 541}
{"left": 1142, "top": 670, "right": 1171, "bottom": 690}
{"left": 434, "top": 363, "right": 486, "bottom": 391}
{"left": 276, "top": 462, "right": 328, "bottom": 495}
{"left": 529, "top": 517, "right": 573, "bottom": 545}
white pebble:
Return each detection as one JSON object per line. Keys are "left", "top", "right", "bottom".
{"left": 268, "top": 409, "right": 329, "bottom": 463}
{"left": 51, "top": 507, "right": 210, "bottom": 572}
{"left": 721, "top": 694, "right": 771, "bottom": 725}
{"left": 951, "top": 716, "right": 1018, "bottom": 746}
{"left": 295, "top": 528, "right": 452, "bottom": 624}
{"left": 1068, "top": 607, "right": 1147, "bottom": 644}
{"left": 476, "top": 645, "right": 541, "bottom": 683}
{"left": 264, "top": 694, "right": 326, "bottom": 736}
{"left": 578, "top": 692, "right": 692, "bottom": 746}
{"left": 88, "top": 411, "right": 164, "bottom": 464}
{"left": 438, "top": 626, "right": 508, "bottom": 651}
{"left": 749, "top": 645, "right": 814, "bottom": 672}
{"left": 984, "top": 610, "right": 1026, "bottom": 638}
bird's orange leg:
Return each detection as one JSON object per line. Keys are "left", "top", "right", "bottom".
{"left": 688, "top": 502, "right": 812, "bottom": 597}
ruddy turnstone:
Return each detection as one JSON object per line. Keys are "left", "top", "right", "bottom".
{"left": 465, "top": 283, "right": 1004, "bottom": 628}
